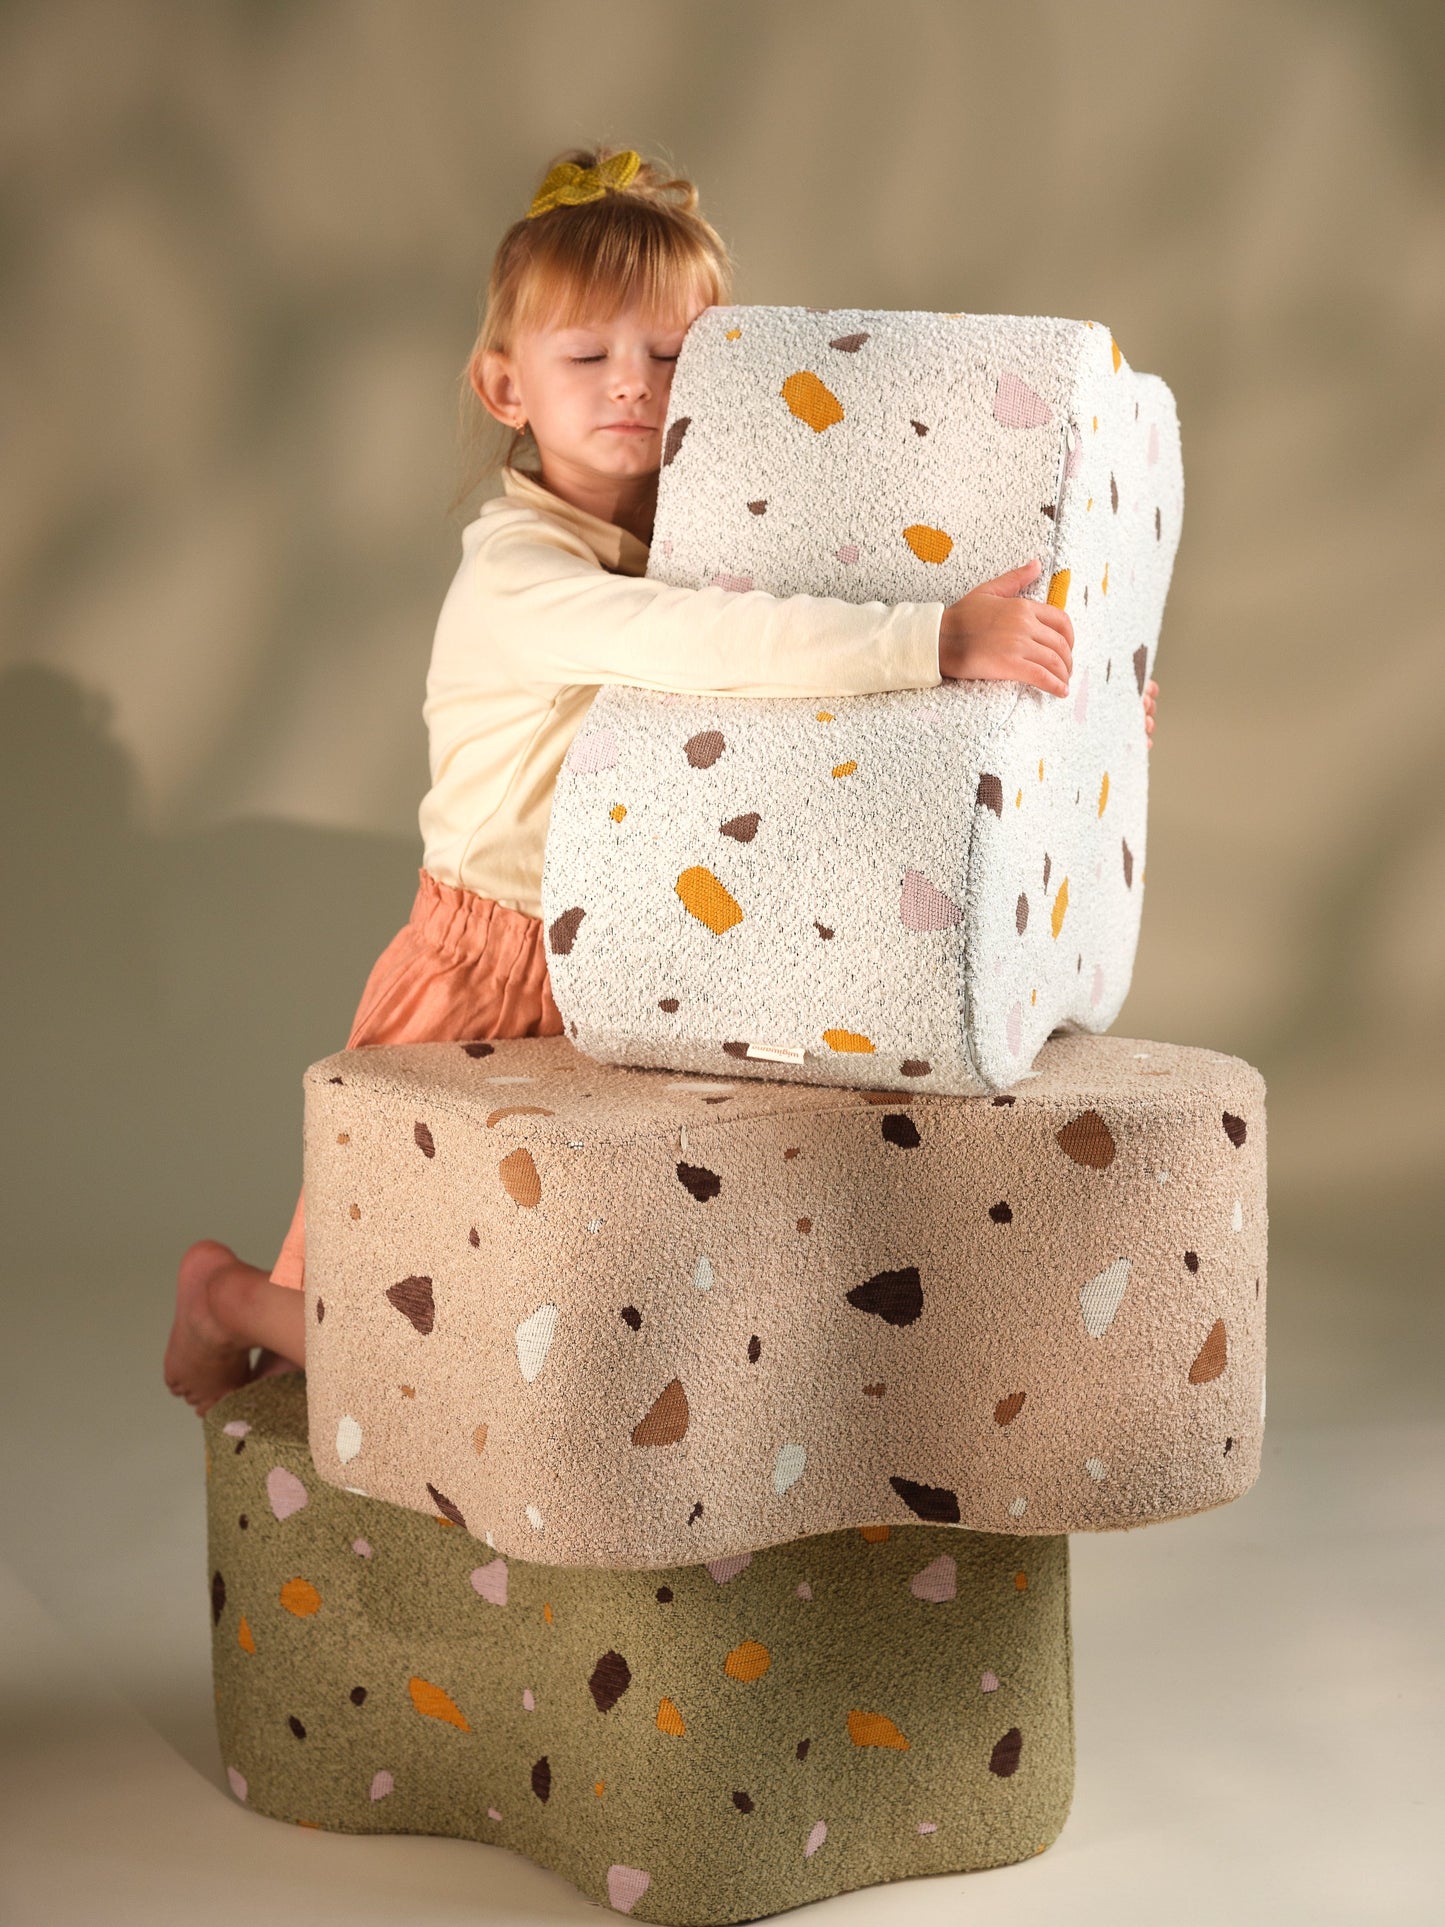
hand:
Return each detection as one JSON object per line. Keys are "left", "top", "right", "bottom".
{"left": 1144, "top": 677, "right": 1158, "bottom": 748}
{"left": 938, "top": 558, "right": 1073, "bottom": 694}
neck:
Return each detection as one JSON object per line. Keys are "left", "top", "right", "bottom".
{"left": 532, "top": 453, "right": 658, "bottom": 545}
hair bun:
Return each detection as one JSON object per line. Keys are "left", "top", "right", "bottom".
{"left": 525, "top": 144, "right": 700, "bottom": 220}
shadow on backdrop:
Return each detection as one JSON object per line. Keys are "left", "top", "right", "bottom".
{"left": 0, "top": 661, "right": 418, "bottom": 1272}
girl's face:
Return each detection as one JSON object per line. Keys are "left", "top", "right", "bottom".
{"left": 480, "top": 296, "right": 710, "bottom": 482}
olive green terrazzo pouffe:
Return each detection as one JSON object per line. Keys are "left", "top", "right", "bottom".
{"left": 206, "top": 1374, "right": 1074, "bottom": 1924}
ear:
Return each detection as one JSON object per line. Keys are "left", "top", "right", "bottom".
{"left": 470, "top": 347, "right": 515, "bottom": 423}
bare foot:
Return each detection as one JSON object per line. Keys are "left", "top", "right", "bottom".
{"left": 164, "top": 1239, "right": 255, "bottom": 1418}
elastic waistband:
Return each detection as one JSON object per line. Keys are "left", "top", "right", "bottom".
{"left": 409, "top": 866, "right": 542, "bottom": 961}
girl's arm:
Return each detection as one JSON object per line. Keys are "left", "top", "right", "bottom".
{"left": 462, "top": 512, "right": 943, "bottom": 698}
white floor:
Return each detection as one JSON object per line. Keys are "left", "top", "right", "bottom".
{"left": 3, "top": 1254, "right": 1442, "bottom": 1926}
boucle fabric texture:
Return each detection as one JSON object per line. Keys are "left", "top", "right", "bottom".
{"left": 541, "top": 306, "right": 1183, "bottom": 1095}
{"left": 206, "top": 1375, "right": 1074, "bottom": 1925}
{"left": 300, "top": 1030, "right": 1265, "bottom": 1566}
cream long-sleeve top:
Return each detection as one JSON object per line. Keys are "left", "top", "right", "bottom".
{"left": 418, "top": 461, "right": 946, "bottom": 918}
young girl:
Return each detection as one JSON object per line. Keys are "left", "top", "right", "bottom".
{"left": 164, "top": 143, "right": 1157, "bottom": 1417}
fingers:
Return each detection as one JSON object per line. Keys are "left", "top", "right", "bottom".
{"left": 1030, "top": 620, "right": 1071, "bottom": 666}
{"left": 976, "top": 557, "right": 1042, "bottom": 596}
{"left": 1027, "top": 618, "right": 1072, "bottom": 679}
{"left": 1018, "top": 646, "right": 1069, "bottom": 697}
{"left": 1033, "top": 602, "right": 1075, "bottom": 650}
{"left": 1029, "top": 655, "right": 1070, "bottom": 697}
{"left": 947, "top": 653, "right": 1068, "bottom": 698}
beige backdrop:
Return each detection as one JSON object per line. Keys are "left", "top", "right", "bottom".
{"left": 2, "top": 0, "right": 1441, "bottom": 1403}
{"left": 3, "top": 7, "right": 1444, "bottom": 1922}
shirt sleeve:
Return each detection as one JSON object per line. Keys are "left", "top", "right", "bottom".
{"left": 473, "top": 511, "right": 944, "bottom": 697}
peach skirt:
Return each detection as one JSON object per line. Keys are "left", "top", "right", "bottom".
{"left": 269, "top": 866, "right": 564, "bottom": 1290}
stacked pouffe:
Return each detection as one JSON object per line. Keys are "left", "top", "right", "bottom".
{"left": 204, "top": 311, "right": 1267, "bottom": 1920}
{"left": 206, "top": 1374, "right": 1074, "bottom": 1923}
{"left": 298, "top": 1030, "right": 1265, "bottom": 1560}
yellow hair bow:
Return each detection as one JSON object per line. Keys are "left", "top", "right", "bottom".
{"left": 526, "top": 149, "right": 642, "bottom": 219}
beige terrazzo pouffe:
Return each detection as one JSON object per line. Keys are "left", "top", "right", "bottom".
{"left": 206, "top": 1374, "right": 1074, "bottom": 1925}
{"left": 299, "top": 1030, "right": 1266, "bottom": 1563}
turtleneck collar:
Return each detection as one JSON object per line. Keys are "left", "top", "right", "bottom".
{"left": 500, "top": 460, "right": 651, "bottom": 578}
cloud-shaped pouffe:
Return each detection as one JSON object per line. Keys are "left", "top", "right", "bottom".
{"left": 298, "top": 1028, "right": 1266, "bottom": 1566}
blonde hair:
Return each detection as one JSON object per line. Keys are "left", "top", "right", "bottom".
{"left": 448, "top": 144, "right": 734, "bottom": 515}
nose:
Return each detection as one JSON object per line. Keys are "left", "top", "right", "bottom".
{"left": 611, "top": 353, "right": 655, "bottom": 401}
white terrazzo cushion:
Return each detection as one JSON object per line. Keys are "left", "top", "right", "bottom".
{"left": 541, "top": 307, "right": 1183, "bottom": 1094}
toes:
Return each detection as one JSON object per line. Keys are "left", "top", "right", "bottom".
{"left": 177, "top": 1239, "right": 231, "bottom": 1285}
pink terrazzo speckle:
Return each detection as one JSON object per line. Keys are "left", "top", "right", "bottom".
{"left": 607, "top": 1865, "right": 653, "bottom": 1913}
{"left": 909, "top": 1554, "right": 957, "bottom": 1602}
{"left": 266, "top": 1465, "right": 308, "bottom": 1521}
{"left": 471, "top": 1559, "right": 508, "bottom": 1606}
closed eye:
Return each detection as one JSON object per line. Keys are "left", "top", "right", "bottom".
{"left": 570, "top": 354, "right": 679, "bottom": 363}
